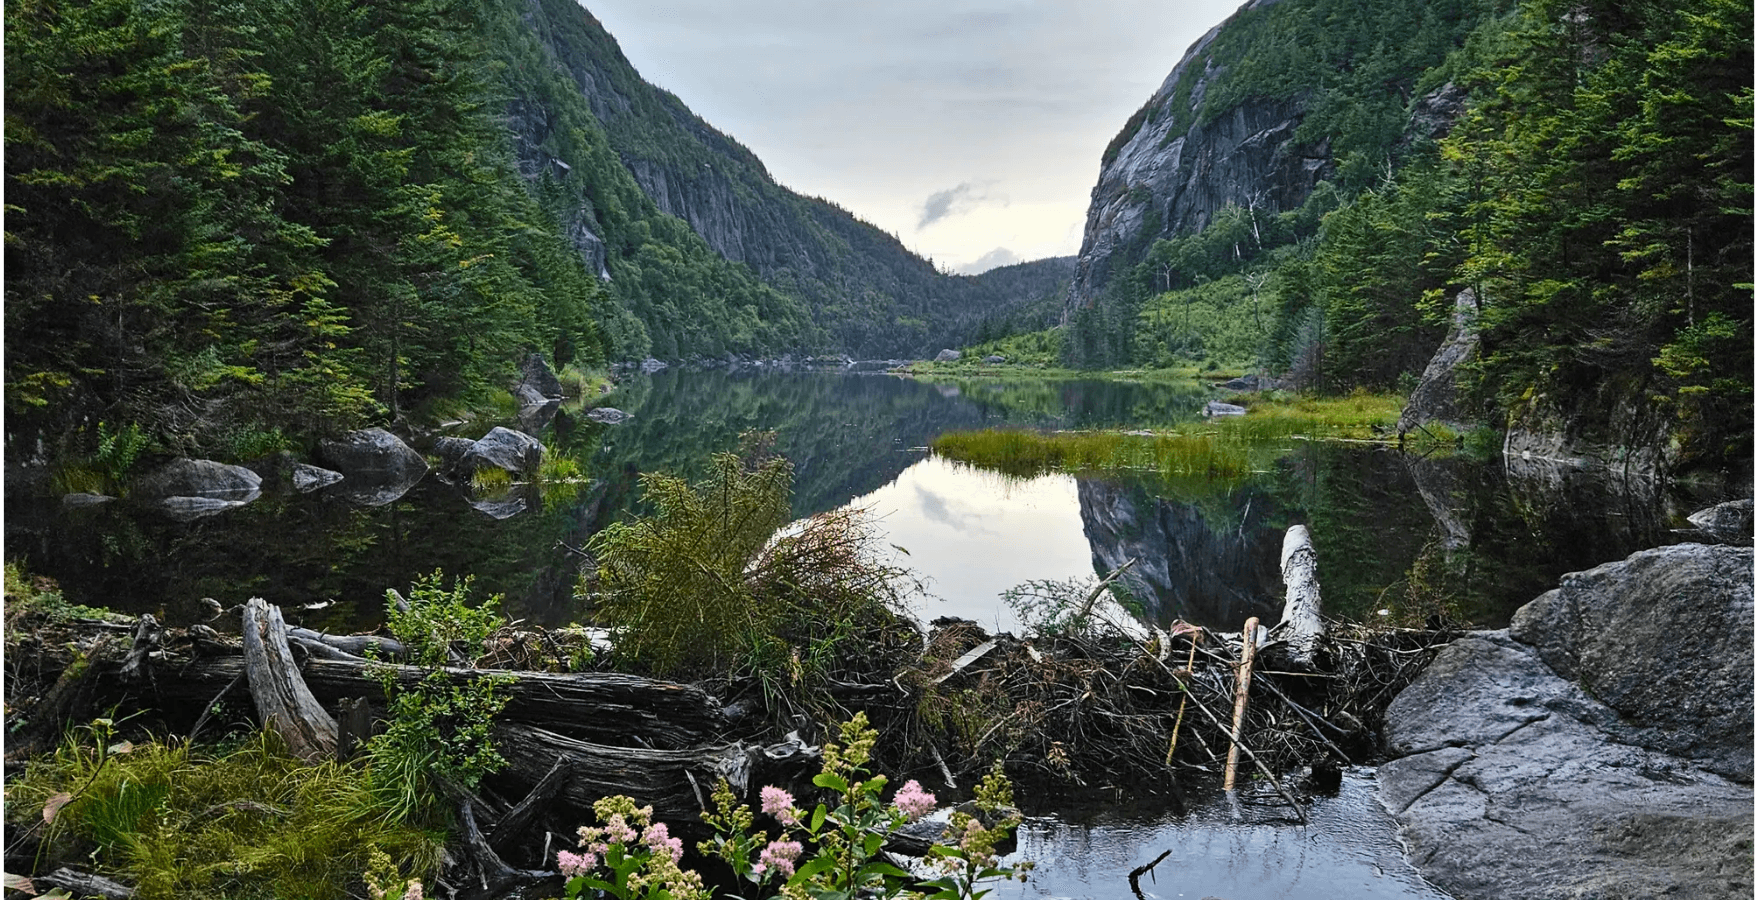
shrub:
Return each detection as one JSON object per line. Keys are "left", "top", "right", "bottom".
{"left": 587, "top": 433, "right": 914, "bottom": 682}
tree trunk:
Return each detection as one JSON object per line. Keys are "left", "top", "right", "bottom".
{"left": 241, "top": 598, "right": 337, "bottom": 761}
{"left": 1271, "top": 525, "right": 1325, "bottom": 667}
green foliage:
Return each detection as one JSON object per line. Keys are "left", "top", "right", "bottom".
{"left": 692, "top": 713, "right": 1029, "bottom": 900}
{"left": 368, "top": 572, "right": 510, "bottom": 821}
{"left": 5, "top": 726, "right": 443, "bottom": 900}
{"left": 3, "top": 565, "right": 127, "bottom": 635}
{"left": 587, "top": 434, "right": 912, "bottom": 681}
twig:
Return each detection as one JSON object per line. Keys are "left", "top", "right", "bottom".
{"left": 1128, "top": 848, "right": 1174, "bottom": 900}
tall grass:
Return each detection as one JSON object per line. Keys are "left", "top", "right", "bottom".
{"left": 931, "top": 390, "right": 1403, "bottom": 480}
{"left": 6, "top": 729, "right": 443, "bottom": 899}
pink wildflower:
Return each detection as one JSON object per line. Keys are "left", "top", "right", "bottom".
{"left": 641, "top": 822, "right": 684, "bottom": 864}
{"left": 403, "top": 882, "right": 423, "bottom": 900}
{"left": 557, "top": 849, "right": 597, "bottom": 878}
{"left": 893, "top": 780, "right": 936, "bottom": 820}
{"left": 759, "top": 785, "right": 799, "bottom": 825}
{"left": 758, "top": 839, "right": 803, "bottom": 878}
{"left": 605, "top": 815, "right": 638, "bottom": 845}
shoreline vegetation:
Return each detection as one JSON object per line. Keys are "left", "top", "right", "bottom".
{"left": 4, "top": 433, "right": 1456, "bottom": 900}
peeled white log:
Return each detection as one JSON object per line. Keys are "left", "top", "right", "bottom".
{"left": 1272, "top": 525, "right": 1325, "bottom": 667}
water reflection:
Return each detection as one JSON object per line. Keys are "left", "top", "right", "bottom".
{"left": 993, "top": 772, "right": 1451, "bottom": 900}
{"left": 3, "top": 369, "right": 1727, "bottom": 636}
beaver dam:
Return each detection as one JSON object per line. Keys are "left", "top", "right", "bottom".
{"left": 4, "top": 524, "right": 1454, "bottom": 899}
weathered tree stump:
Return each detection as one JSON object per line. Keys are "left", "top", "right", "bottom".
{"left": 241, "top": 598, "right": 337, "bottom": 761}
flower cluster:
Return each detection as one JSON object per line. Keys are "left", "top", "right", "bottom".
{"left": 760, "top": 785, "right": 801, "bottom": 826}
{"left": 560, "top": 795, "right": 707, "bottom": 900}
{"left": 754, "top": 838, "right": 803, "bottom": 877}
{"left": 892, "top": 779, "right": 935, "bottom": 821}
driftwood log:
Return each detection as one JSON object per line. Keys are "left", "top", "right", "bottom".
{"left": 33, "top": 868, "right": 137, "bottom": 900}
{"left": 1269, "top": 525, "right": 1325, "bottom": 667}
{"left": 170, "top": 656, "right": 726, "bottom": 750}
{"left": 241, "top": 598, "right": 337, "bottom": 760}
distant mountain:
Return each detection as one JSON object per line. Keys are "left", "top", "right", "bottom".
{"left": 495, "top": 0, "right": 1071, "bottom": 360}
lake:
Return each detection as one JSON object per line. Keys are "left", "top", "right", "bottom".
{"left": 4, "top": 367, "right": 1728, "bottom": 900}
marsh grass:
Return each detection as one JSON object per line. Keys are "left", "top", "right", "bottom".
{"left": 7, "top": 729, "right": 443, "bottom": 900}
{"left": 932, "top": 390, "right": 1403, "bottom": 480}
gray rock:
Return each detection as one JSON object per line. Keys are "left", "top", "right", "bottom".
{"left": 463, "top": 427, "right": 544, "bottom": 476}
{"left": 1687, "top": 498, "right": 1753, "bottom": 544}
{"left": 1219, "top": 373, "right": 1261, "bottom": 391}
{"left": 640, "top": 357, "right": 668, "bottom": 374}
{"left": 1202, "top": 400, "right": 1246, "bottom": 417}
{"left": 1508, "top": 543, "right": 1753, "bottom": 780}
{"left": 518, "top": 398, "right": 560, "bottom": 435}
{"left": 61, "top": 492, "right": 115, "bottom": 508}
{"left": 468, "top": 492, "right": 528, "bottom": 520}
{"left": 934, "top": 349, "right": 962, "bottom": 362}
{"left": 134, "top": 458, "right": 262, "bottom": 500}
{"left": 432, "top": 436, "right": 477, "bottom": 474}
{"left": 153, "top": 495, "right": 257, "bottom": 521}
{"left": 1398, "top": 289, "right": 1480, "bottom": 439}
{"left": 983, "top": 355, "right": 1006, "bottom": 364}
{"left": 586, "top": 407, "right": 630, "bottom": 425}
{"left": 1379, "top": 544, "right": 1755, "bottom": 900}
{"left": 317, "top": 428, "right": 429, "bottom": 506}
{"left": 290, "top": 464, "right": 343, "bottom": 493}
{"left": 518, "top": 352, "right": 565, "bottom": 400}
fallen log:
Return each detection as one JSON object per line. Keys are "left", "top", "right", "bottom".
{"left": 241, "top": 598, "right": 336, "bottom": 761}
{"left": 35, "top": 868, "right": 136, "bottom": 899}
{"left": 1269, "top": 525, "right": 1325, "bottom": 668}
{"left": 492, "top": 725, "right": 791, "bottom": 824}
{"left": 168, "top": 656, "right": 727, "bottom": 750}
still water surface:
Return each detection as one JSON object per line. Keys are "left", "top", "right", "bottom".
{"left": 10, "top": 367, "right": 1730, "bottom": 899}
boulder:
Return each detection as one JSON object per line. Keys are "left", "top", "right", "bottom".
{"left": 1202, "top": 400, "right": 1246, "bottom": 417}
{"left": 153, "top": 495, "right": 256, "bottom": 521}
{"left": 290, "top": 464, "right": 343, "bottom": 493}
{"left": 518, "top": 352, "right": 566, "bottom": 400}
{"left": 586, "top": 407, "right": 630, "bottom": 425}
{"left": 934, "top": 349, "right": 962, "bottom": 362}
{"left": 316, "top": 428, "right": 429, "bottom": 506}
{"left": 134, "top": 458, "right": 262, "bottom": 500}
{"left": 1507, "top": 543, "right": 1752, "bottom": 780}
{"left": 462, "top": 427, "right": 544, "bottom": 476}
{"left": 1397, "top": 289, "right": 1480, "bottom": 439}
{"left": 1379, "top": 543, "right": 1754, "bottom": 900}
{"left": 640, "top": 357, "right": 668, "bottom": 374}
{"left": 983, "top": 355, "right": 1006, "bottom": 364}
{"left": 432, "top": 436, "right": 478, "bottom": 474}
{"left": 1687, "top": 498, "right": 1753, "bottom": 545}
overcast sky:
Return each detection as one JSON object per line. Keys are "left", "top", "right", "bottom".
{"left": 580, "top": 0, "right": 1243, "bottom": 273}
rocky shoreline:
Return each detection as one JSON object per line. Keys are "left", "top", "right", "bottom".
{"left": 1378, "top": 540, "right": 1753, "bottom": 899}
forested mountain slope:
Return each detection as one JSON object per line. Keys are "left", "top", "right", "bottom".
{"left": 502, "top": 0, "right": 1072, "bottom": 359}
{"left": 3, "top": 0, "right": 1069, "bottom": 462}
{"left": 1061, "top": 0, "right": 1750, "bottom": 475}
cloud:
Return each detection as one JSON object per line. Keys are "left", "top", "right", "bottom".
{"left": 955, "top": 247, "right": 1021, "bottom": 275}
{"left": 917, "top": 181, "right": 1005, "bottom": 230}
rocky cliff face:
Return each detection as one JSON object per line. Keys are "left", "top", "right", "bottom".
{"left": 1069, "top": 0, "right": 1329, "bottom": 311}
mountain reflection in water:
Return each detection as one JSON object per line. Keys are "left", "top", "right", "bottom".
{"left": 4, "top": 369, "right": 1726, "bottom": 635}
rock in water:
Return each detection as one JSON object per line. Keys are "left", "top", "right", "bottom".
{"left": 1687, "top": 498, "right": 1753, "bottom": 545}
{"left": 1203, "top": 400, "right": 1246, "bottom": 417}
{"left": 586, "top": 407, "right": 630, "bottom": 425}
{"left": 518, "top": 351, "right": 566, "bottom": 399}
{"left": 290, "top": 464, "right": 343, "bottom": 493}
{"left": 463, "top": 427, "right": 544, "bottom": 476}
{"left": 640, "top": 357, "right": 668, "bottom": 373}
{"left": 1397, "top": 289, "right": 1481, "bottom": 439}
{"left": 316, "top": 428, "right": 429, "bottom": 506}
{"left": 1379, "top": 543, "right": 1754, "bottom": 900}
{"left": 134, "top": 459, "right": 262, "bottom": 499}
{"left": 934, "top": 349, "right": 962, "bottom": 362}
